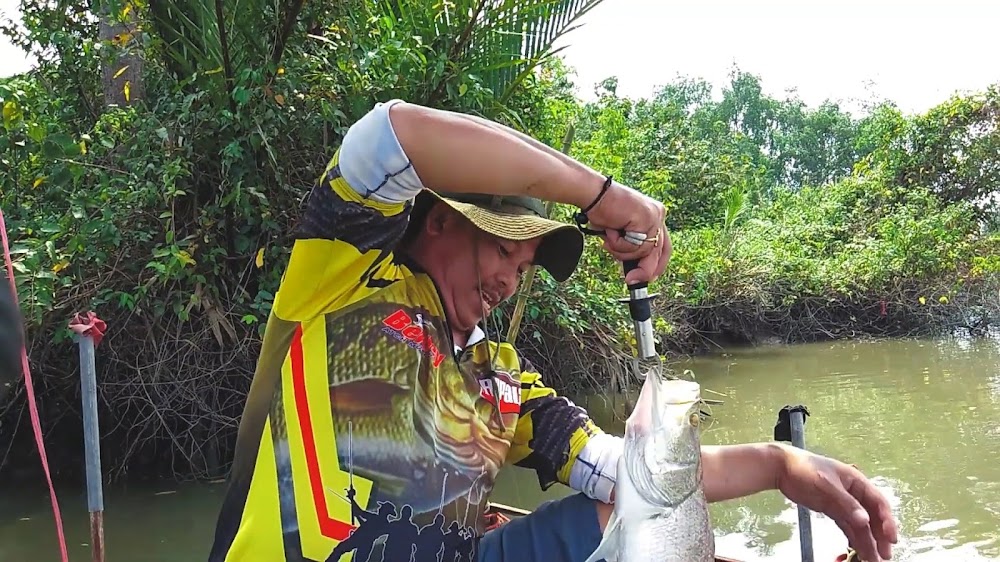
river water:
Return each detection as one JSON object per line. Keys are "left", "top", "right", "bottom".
{"left": 2, "top": 335, "right": 999, "bottom": 562}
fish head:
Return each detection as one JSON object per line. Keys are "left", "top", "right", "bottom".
{"left": 623, "top": 371, "right": 704, "bottom": 508}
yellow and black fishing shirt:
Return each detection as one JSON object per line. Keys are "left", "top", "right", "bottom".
{"left": 207, "top": 100, "right": 622, "bottom": 562}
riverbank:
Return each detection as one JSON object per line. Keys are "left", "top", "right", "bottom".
{"left": 4, "top": 176, "right": 1000, "bottom": 482}
{"left": 4, "top": 334, "right": 1000, "bottom": 562}
{"left": 3, "top": 46, "right": 999, "bottom": 489}
{"left": 1, "top": 293, "right": 997, "bottom": 487}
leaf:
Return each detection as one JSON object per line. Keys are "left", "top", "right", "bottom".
{"left": 255, "top": 247, "right": 265, "bottom": 268}
{"left": 27, "top": 123, "right": 46, "bottom": 143}
{"left": 206, "top": 305, "right": 238, "bottom": 346}
{"left": 2, "top": 100, "right": 19, "bottom": 125}
{"left": 113, "top": 65, "right": 130, "bottom": 79}
{"left": 918, "top": 296, "right": 926, "bottom": 305}
{"left": 52, "top": 260, "right": 70, "bottom": 273}
{"left": 176, "top": 250, "right": 196, "bottom": 267}
{"left": 274, "top": 94, "right": 285, "bottom": 106}
{"left": 42, "top": 133, "right": 78, "bottom": 158}
{"left": 124, "top": 81, "right": 131, "bottom": 102}
{"left": 33, "top": 177, "right": 45, "bottom": 188}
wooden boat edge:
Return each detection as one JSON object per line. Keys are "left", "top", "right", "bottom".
{"left": 486, "top": 502, "right": 744, "bottom": 562}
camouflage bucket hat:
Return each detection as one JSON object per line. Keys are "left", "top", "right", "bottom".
{"left": 413, "top": 188, "right": 585, "bottom": 283}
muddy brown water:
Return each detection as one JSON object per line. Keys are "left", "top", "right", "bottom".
{"left": 2, "top": 335, "right": 998, "bottom": 561}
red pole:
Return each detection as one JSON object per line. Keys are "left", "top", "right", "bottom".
{"left": 0, "top": 206, "right": 69, "bottom": 562}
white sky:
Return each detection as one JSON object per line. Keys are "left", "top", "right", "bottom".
{"left": 557, "top": 0, "right": 1000, "bottom": 116}
{"left": 1, "top": 0, "right": 997, "bottom": 117}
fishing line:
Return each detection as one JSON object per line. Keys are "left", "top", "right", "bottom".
{"left": 472, "top": 229, "right": 505, "bottom": 431}
{"left": 0, "top": 206, "right": 69, "bottom": 562}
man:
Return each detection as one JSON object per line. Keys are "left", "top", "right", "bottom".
{"left": 208, "top": 99, "right": 898, "bottom": 562}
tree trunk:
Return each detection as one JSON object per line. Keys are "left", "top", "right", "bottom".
{"left": 98, "top": 2, "right": 144, "bottom": 108}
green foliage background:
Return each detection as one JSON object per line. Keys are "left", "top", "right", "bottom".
{"left": 0, "top": 0, "right": 998, "bottom": 482}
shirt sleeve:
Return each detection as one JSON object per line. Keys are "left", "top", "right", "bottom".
{"left": 271, "top": 99, "right": 426, "bottom": 322}
{"left": 337, "top": 98, "right": 425, "bottom": 204}
{"left": 507, "top": 354, "right": 623, "bottom": 504}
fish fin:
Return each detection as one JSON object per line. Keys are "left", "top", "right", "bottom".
{"left": 583, "top": 509, "right": 622, "bottom": 562}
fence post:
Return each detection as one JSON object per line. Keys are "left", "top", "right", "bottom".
{"left": 70, "top": 311, "right": 108, "bottom": 562}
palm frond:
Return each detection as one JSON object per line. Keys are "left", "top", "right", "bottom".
{"left": 465, "top": 0, "right": 605, "bottom": 103}
{"left": 375, "top": 0, "right": 607, "bottom": 109}
{"left": 147, "top": 0, "right": 304, "bottom": 100}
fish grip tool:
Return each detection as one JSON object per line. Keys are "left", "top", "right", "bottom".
{"left": 619, "top": 259, "right": 661, "bottom": 378}
{"left": 619, "top": 260, "right": 719, "bottom": 421}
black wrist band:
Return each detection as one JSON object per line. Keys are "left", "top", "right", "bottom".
{"left": 574, "top": 176, "right": 613, "bottom": 235}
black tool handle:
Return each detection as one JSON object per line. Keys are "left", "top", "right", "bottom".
{"left": 622, "top": 259, "right": 652, "bottom": 323}
{"left": 622, "top": 259, "right": 647, "bottom": 289}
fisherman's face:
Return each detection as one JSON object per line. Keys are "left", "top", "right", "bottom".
{"left": 420, "top": 204, "right": 540, "bottom": 335}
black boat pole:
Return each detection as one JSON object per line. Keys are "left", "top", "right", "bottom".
{"left": 775, "top": 405, "right": 814, "bottom": 562}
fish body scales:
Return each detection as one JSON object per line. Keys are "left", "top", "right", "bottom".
{"left": 619, "top": 499, "right": 713, "bottom": 562}
{"left": 584, "top": 374, "right": 716, "bottom": 562}
{"left": 612, "top": 460, "right": 714, "bottom": 562}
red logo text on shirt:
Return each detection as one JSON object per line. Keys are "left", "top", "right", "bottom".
{"left": 382, "top": 309, "right": 446, "bottom": 368}
{"left": 479, "top": 370, "right": 521, "bottom": 414}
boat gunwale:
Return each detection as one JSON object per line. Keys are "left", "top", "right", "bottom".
{"left": 485, "top": 502, "right": 745, "bottom": 562}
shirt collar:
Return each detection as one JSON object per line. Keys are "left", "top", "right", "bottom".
{"left": 455, "top": 325, "right": 486, "bottom": 354}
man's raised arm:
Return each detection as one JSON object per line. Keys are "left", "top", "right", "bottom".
{"left": 382, "top": 100, "right": 670, "bottom": 284}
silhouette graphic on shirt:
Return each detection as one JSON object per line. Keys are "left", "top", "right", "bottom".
{"left": 457, "top": 528, "right": 477, "bottom": 562}
{"left": 413, "top": 513, "right": 447, "bottom": 561}
{"left": 326, "top": 487, "right": 483, "bottom": 562}
{"left": 323, "top": 416, "right": 487, "bottom": 562}
{"left": 382, "top": 504, "right": 419, "bottom": 561}
{"left": 326, "top": 488, "right": 394, "bottom": 562}
{"left": 439, "top": 520, "right": 465, "bottom": 562}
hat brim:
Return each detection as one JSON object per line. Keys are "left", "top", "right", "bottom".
{"left": 414, "top": 189, "right": 584, "bottom": 283}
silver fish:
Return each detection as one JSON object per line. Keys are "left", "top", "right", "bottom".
{"left": 585, "top": 372, "right": 715, "bottom": 562}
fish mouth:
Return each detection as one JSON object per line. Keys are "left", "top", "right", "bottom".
{"left": 624, "top": 373, "right": 706, "bottom": 508}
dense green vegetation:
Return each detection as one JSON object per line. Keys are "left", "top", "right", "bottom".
{"left": 1, "top": 0, "right": 997, "bottom": 483}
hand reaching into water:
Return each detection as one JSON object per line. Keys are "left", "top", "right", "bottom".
{"left": 777, "top": 446, "right": 899, "bottom": 562}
